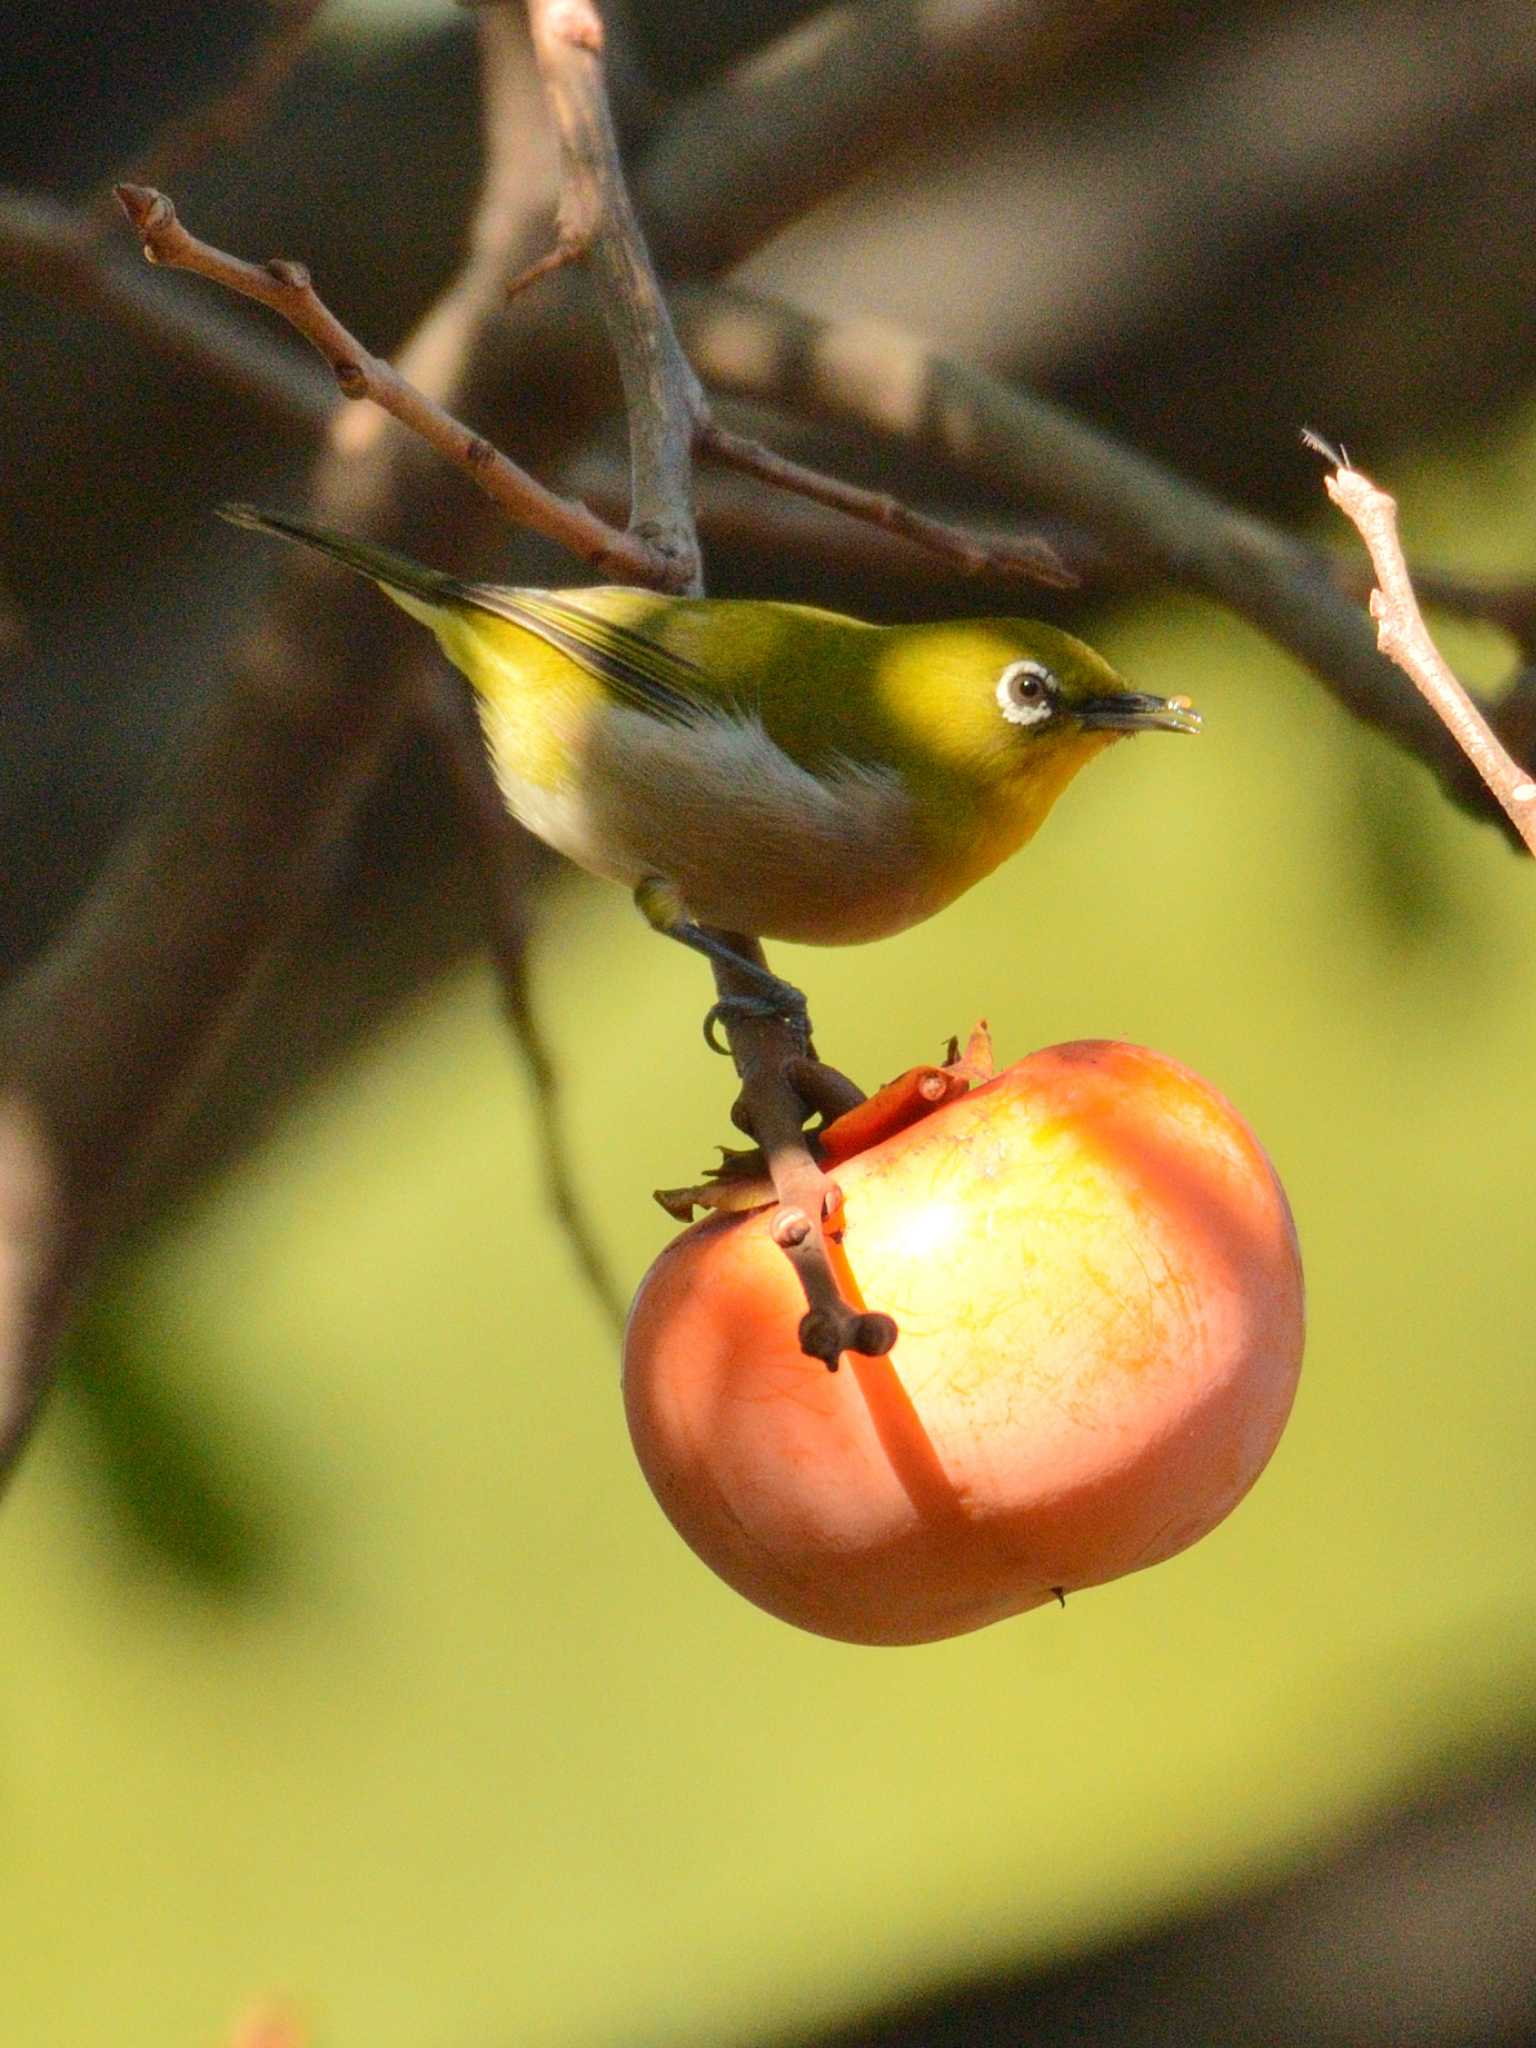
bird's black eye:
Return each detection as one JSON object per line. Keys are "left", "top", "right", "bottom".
{"left": 997, "top": 658, "right": 1057, "bottom": 726}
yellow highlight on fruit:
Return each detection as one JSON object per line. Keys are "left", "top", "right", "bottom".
{"left": 624, "top": 1042, "right": 1305, "bottom": 1646}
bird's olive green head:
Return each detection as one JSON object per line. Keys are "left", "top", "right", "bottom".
{"left": 877, "top": 617, "right": 1199, "bottom": 799}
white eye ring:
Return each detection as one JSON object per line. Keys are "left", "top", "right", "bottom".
{"left": 997, "top": 658, "right": 1056, "bottom": 727}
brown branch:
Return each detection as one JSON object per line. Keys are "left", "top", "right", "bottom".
{"left": 1313, "top": 444, "right": 1536, "bottom": 855}
{"left": 0, "top": 3, "right": 559, "bottom": 1488}
{"left": 525, "top": 0, "right": 704, "bottom": 590}
{"left": 697, "top": 421, "right": 1075, "bottom": 589}
{"left": 112, "top": 179, "right": 682, "bottom": 588}
{"left": 567, "top": 444, "right": 1102, "bottom": 595}
{"left": 427, "top": 685, "right": 626, "bottom": 1331}
{"left": 19, "top": 154, "right": 1526, "bottom": 808}
{"left": 0, "top": 184, "right": 332, "bottom": 427}
{"left": 523, "top": 0, "right": 895, "bottom": 1361}
{"left": 504, "top": 230, "right": 590, "bottom": 303}
{"left": 673, "top": 280, "right": 1528, "bottom": 827}
{"left": 3, "top": 181, "right": 1078, "bottom": 602}
{"left": 1338, "top": 556, "right": 1536, "bottom": 667}
{"left": 88, "top": 0, "right": 330, "bottom": 230}
{"left": 521, "top": 0, "right": 1085, "bottom": 604}
{"left": 637, "top": 0, "right": 1144, "bottom": 280}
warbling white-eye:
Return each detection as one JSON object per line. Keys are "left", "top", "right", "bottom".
{"left": 223, "top": 505, "right": 1199, "bottom": 1038}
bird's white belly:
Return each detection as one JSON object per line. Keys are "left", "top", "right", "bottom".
{"left": 481, "top": 700, "right": 930, "bottom": 945}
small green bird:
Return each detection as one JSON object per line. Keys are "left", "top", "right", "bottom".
{"left": 223, "top": 505, "right": 1198, "bottom": 1034}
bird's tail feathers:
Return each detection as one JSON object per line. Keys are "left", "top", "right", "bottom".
{"left": 218, "top": 502, "right": 461, "bottom": 609}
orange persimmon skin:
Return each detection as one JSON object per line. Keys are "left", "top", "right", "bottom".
{"left": 623, "top": 1042, "right": 1304, "bottom": 1646}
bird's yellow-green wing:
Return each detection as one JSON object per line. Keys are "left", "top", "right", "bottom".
{"left": 470, "top": 584, "right": 893, "bottom": 759}
{"left": 219, "top": 504, "right": 903, "bottom": 763}
{"left": 460, "top": 588, "right": 715, "bottom": 727}
{"left": 218, "top": 508, "right": 883, "bottom": 742}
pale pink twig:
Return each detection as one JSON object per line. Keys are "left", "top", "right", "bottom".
{"left": 1308, "top": 432, "right": 1536, "bottom": 855}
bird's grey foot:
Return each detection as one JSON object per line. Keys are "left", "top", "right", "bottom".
{"left": 632, "top": 878, "right": 813, "bottom": 1055}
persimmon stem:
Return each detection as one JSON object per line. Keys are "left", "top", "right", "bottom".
{"left": 704, "top": 934, "right": 896, "bottom": 1371}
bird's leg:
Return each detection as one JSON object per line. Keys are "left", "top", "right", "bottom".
{"left": 633, "top": 878, "right": 812, "bottom": 1053}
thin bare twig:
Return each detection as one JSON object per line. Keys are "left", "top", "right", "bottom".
{"left": 13, "top": 87, "right": 1521, "bottom": 817}
{"left": 674, "top": 280, "right": 1530, "bottom": 828}
{"left": 428, "top": 686, "right": 626, "bottom": 1331}
{"left": 0, "top": 183, "right": 332, "bottom": 425}
{"left": 519, "top": 2, "right": 1081, "bottom": 595}
{"left": 17, "top": 170, "right": 1532, "bottom": 818}
{"left": 525, "top": 0, "right": 705, "bottom": 590}
{"left": 113, "top": 180, "right": 683, "bottom": 589}
{"left": 565, "top": 444, "right": 1104, "bottom": 593}
{"left": 1337, "top": 556, "right": 1536, "bottom": 667}
{"left": 697, "top": 421, "right": 1075, "bottom": 588}
{"left": 1308, "top": 436, "right": 1536, "bottom": 855}
{"left": 504, "top": 230, "right": 590, "bottom": 302}
{"left": 5, "top": 177, "right": 1078, "bottom": 603}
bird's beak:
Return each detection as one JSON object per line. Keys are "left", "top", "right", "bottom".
{"left": 1076, "top": 692, "right": 1201, "bottom": 735}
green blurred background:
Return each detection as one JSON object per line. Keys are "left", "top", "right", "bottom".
{"left": 3, "top": 3, "right": 1536, "bottom": 2044}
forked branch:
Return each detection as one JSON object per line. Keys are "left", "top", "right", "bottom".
{"left": 523, "top": 0, "right": 902, "bottom": 1364}
{"left": 113, "top": 180, "right": 680, "bottom": 589}
{"left": 524, "top": 0, "right": 705, "bottom": 589}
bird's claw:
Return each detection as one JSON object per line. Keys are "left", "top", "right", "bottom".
{"left": 703, "top": 988, "right": 813, "bottom": 1057}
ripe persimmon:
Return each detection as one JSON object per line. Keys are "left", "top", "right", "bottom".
{"left": 624, "top": 1042, "right": 1304, "bottom": 1645}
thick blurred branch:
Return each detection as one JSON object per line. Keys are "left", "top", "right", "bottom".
{"left": 637, "top": 0, "right": 1144, "bottom": 278}
{"left": 676, "top": 282, "right": 1529, "bottom": 826}
{"left": 746, "top": 0, "right": 1536, "bottom": 395}
{"left": 87, "top": 0, "right": 330, "bottom": 230}
{"left": 0, "top": 3, "right": 554, "bottom": 1485}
